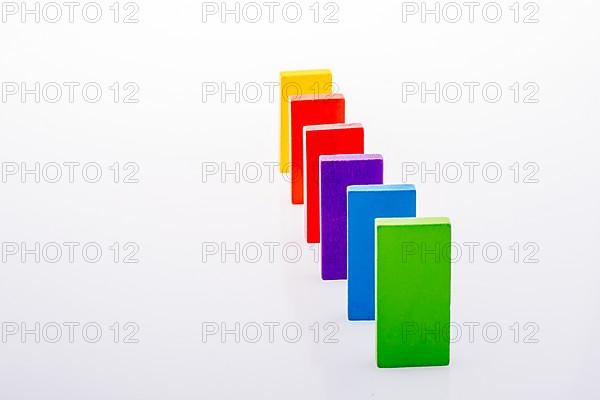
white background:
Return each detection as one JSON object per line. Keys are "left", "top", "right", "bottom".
{"left": 1, "top": 1, "right": 599, "bottom": 399}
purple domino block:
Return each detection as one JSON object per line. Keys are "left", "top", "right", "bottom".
{"left": 319, "top": 154, "right": 383, "bottom": 280}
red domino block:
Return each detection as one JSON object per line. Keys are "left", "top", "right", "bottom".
{"left": 290, "top": 94, "right": 345, "bottom": 205}
{"left": 303, "top": 123, "right": 364, "bottom": 243}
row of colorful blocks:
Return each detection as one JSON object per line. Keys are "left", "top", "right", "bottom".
{"left": 279, "top": 69, "right": 452, "bottom": 368}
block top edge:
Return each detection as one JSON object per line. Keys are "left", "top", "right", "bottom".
{"left": 348, "top": 184, "right": 415, "bottom": 192}
{"left": 375, "top": 217, "right": 451, "bottom": 227}
{"left": 320, "top": 153, "right": 382, "bottom": 162}
{"left": 291, "top": 93, "right": 344, "bottom": 102}
{"left": 280, "top": 69, "right": 332, "bottom": 77}
{"left": 304, "top": 123, "right": 363, "bottom": 133}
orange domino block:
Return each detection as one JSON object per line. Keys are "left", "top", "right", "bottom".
{"left": 290, "top": 94, "right": 345, "bottom": 204}
{"left": 303, "top": 123, "right": 364, "bottom": 243}
{"left": 279, "top": 70, "right": 332, "bottom": 173}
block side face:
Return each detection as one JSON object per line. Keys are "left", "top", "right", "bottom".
{"left": 290, "top": 97, "right": 345, "bottom": 204}
{"left": 320, "top": 158, "right": 383, "bottom": 280}
{"left": 280, "top": 71, "right": 333, "bottom": 100}
{"left": 348, "top": 194, "right": 381, "bottom": 320}
{"left": 280, "top": 71, "right": 333, "bottom": 172}
{"left": 376, "top": 223, "right": 451, "bottom": 368}
{"left": 348, "top": 190, "right": 417, "bottom": 321}
{"left": 304, "top": 127, "right": 364, "bottom": 243}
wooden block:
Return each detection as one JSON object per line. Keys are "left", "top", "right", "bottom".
{"left": 290, "top": 94, "right": 345, "bottom": 205}
{"left": 279, "top": 70, "right": 332, "bottom": 173}
{"left": 375, "top": 217, "right": 451, "bottom": 368}
{"left": 304, "top": 123, "right": 364, "bottom": 243}
{"left": 320, "top": 155, "right": 383, "bottom": 280}
{"left": 347, "top": 185, "right": 416, "bottom": 321}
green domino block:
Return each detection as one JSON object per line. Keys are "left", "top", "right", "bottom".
{"left": 375, "top": 217, "right": 451, "bottom": 368}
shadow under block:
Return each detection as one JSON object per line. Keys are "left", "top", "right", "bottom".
{"left": 279, "top": 70, "right": 333, "bottom": 172}
{"left": 304, "top": 123, "right": 364, "bottom": 244}
{"left": 375, "top": 217, "right": 451, "bottom": 368}
{"left": 320, "top": 155, "right": 383, "bottom": 281}
{"left": 347, "top": 185, "right": 416, "bottom": 321}
{"left": 290, "top": 94, "right": 345, "bottom": 205}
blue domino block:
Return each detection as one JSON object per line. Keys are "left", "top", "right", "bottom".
{"left": 347, "top": 184, "right": 416, "bottom": 321}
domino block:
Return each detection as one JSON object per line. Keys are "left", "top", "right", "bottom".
{"left": 304, "top": 123, "right": 364, "bottom": 243}
{"left": 375, "top": 217, "right": 451, "bottom": 368}
{"left": 290, "top": 94, "right": 345, "bottom": 204}
{"left": 279, "top": 70, "right": 332, "bottom": 172}
{"left": 320, "top": 155, "right": 383, "bottom": 280}
{"left": 347, "top": 185, "right": 416, "bottom": 321}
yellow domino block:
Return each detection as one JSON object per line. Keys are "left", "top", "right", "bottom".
{"left": 279, "top": 69, "right": 332, "bottom": 172}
